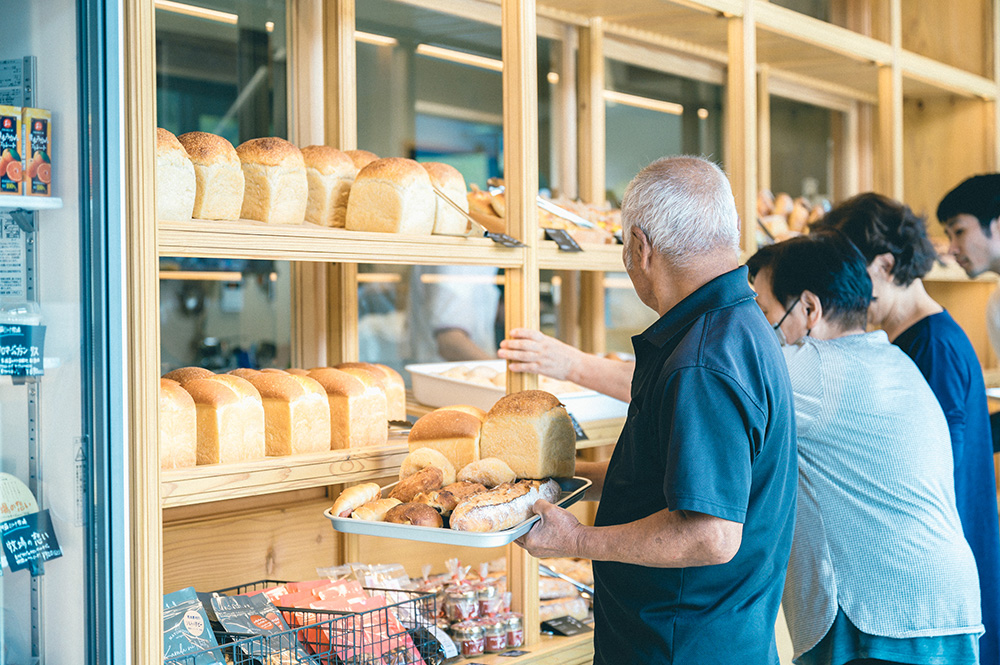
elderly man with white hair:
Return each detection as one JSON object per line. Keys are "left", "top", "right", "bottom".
{"left": 514, "top": 156, "right": 798, "bottom": 664}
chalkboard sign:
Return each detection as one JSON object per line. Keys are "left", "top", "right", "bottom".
{"left": 569, "top": 413, "right": 588, "bottom": 441}
{"left": 544, "top": 228, "right": 583, "bottom": 252}
{"left": 0, "top": 509, "right": 62, "bottom": 575}
{"left": 0, "top": 323, "right": 45, "bottom": 377}
{"left": 484, "top": 231, "right": 527, "bottom": 248}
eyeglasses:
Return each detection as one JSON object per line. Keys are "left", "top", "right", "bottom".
{"left": 772, "top": 296, "right": 801, "bottom": 346}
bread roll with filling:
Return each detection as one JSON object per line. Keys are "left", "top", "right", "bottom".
{"left": 351, "top": 497, "right": 402, "bottom": 521}
{"left": 384, "top": 502, "right": 443, "bottom": 528}
{"left": 345, "top": 158, "right": 435, "bottom": 235}
{"left": 227, "top": 368, "right": 331, "bottom": 456}
{"left": 330, "top": 482, "right": 381, "bottom": 518}
{"left": 308, "top": 367, "right": 388, "bottom": 448}
{"left": 400, "top": 447, "right": 456, "bottom": 485}
{"left": 236, "top": 137, "right": 308, "bottom": 225}
{"left": 301, "top": 145, "right": 356, "bottom": 228}
{"left": 335, "top": 362, "right": 406, "bottom": 421}
{"left": 479, "top": 390, "right": 575, "bottom": 479}
{"left": 177, "top": 131, "right": 244, "bottom": 220}
{"left": 159, "top": 378, "right": 197, "bottom": 470}
{"left": 408, "top": 406, "right": 484, "bottom": 472}
{"left": 155, "top": 128, "right": 196, "bottom": 221}
{"left": 421, "top": 161, "right": 469, "bottom": 236}
{"left": 457, "top": 457, "right": 516, "bottom": 488}
{"left": 450, "top": 478, "right": 560, "bottom": 532}
{"left": 163, "top": 366, "right": 214, "bottom": 384}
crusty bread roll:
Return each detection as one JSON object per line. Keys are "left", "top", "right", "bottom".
{"left": 177, "top": 131, "right": 244, "bottom": 220}
{"left": 400, "top": 447, "right": 457, "bottom": 485}
{"left": 408, "top": 406, "right": 484, "bottom": 472}
{"left": 389, "top": 465, "right": 444, "bottom": 503}
{"left": 334, "top": 362, "right": 406, "bottom": 421}
{"left": 236, "top": 137, "right": 308, "bottom": 225}
{"left": 308, "top": 368, "right": 388, "bottom": 448}
{"left": 351, "top": 497, "right": 402, "bottom": 521}
{"left": 227, "top": 368, "right": 331, "bottom": 456}
{"left": 385, "top": 502, "right": 443, "bottom": 528}
{"left": 155, "top": 128, "right": 196, "bottom": 222}
{"left": 413, "top": 481, "right": 486, "bottom": 516}
{"left": 330, "top": 482, "right": 381, "bottom": 518}
{"left": 181, "top": 375, "right": 266, "bottom": 464}
{"left": 159, "top": 378, "right": 197, "bottom": 470}
{"left": 345, "top": 158, "right": 435, "bottom": 235}
{"left": 345, "top": 149, "right": 379, "bottom": 171}
{"left": 163, "top": 366, "right": 215, "bottom": 384}
{"left": 458, "top": 457, "right": 516, "bottom": 488}
{"left": 301, "top": 145, "right": 356, "bottom": 228}
{"left": 421, "top": 161, "right": 470, "bottom": 236}
{"left": 450, "top": 478, "right": 560, "bottom": 532}
{"left": 479, "top": 391, "right": 576, "bottom": 479}
{"left": 440, "top": 404, "right": 487, "bottom": 421}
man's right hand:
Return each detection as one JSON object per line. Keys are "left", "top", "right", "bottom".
{"left": 498, "top": 328, "right": 584, "bottom": 381}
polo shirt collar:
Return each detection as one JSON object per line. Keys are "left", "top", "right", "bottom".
{"left": 640, "top": 265, "right": 756, "bottom": 348}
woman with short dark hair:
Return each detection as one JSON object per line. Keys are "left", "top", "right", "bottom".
{"left": 816, "top": 193, "right": 1000, "bottom": 665}
{"left": 749, "top": 232, "right": 983, "bottom": 665}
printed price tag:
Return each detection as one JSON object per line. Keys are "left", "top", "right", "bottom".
{"left": 544, "top": 228, "right": 583, "bottom": 252}
{"left": 484, "top": 231, "right": 527, "bottom": 248}
{"left": 499, "top": 650, "right": 530, "bottom": 657}
{"left": 540, "top": 616, "right": 592, "bottom": 636}
{"left": 0, "top": 509, "right": 62, "bottom": 575}
{"left": 568, "top": 413, "right": 588, "bottom": 441}
{"left": 0, "top": 323, "right": 44, "bottom": 377}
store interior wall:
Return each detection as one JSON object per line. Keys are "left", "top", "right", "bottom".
{"left": 769, "top": 96, "right": 833, "bottom": 202}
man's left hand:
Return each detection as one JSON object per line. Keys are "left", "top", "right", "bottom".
{"left": 514, "top": 499, "right": 585, "bottom": 558}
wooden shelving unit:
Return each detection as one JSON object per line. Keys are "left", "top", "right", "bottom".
{"left": 122, "top": 0, "right": 1000, "bottom": 662}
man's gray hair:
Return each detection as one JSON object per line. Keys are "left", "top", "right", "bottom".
{"left": 621, "top": 156, "right": 741, "bottom": 267}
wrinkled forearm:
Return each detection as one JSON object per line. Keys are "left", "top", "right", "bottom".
{"left": 567, "top": 357, "right": 634, "bottom": 403}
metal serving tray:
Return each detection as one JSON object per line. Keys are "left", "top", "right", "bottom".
{"left": 324, "top": 477, "right": 591, "bottom": 548}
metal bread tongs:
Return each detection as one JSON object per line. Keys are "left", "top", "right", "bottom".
{"left": 486, "top": 177, "right": 600, "bottom": 230}
{"left": 430, "top": 183, "right": 526, "bottom": 247}
{"left": 538, "top": 563, "right": 595, "bottom": 600}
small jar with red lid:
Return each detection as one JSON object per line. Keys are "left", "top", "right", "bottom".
{"left": 451, "top": 621, "right": 486, "bottom": 657}
{"left": 480, "top": 618, "right": 508, "bottom": 653}
{"left": 502, "top": 612, "right": 525, "bottom": 648}
{"left": 444, "top": 587, "right": 479, "bottom": 623}
{"left": 476, "top": 582, "right": 504, "bottom": 618}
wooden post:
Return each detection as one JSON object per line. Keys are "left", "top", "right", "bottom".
{"left": 757, "top": 65, "right": 771, "bottom": 194}
{"left": 875, "top": 0, "right": 903, "bottom": 199}
{"left": 726, "top": 3, "right": 758, "bottom": 256}
{"left": 501, "top": 0, "right": 541, "bottom": 642}
{"left": 125, "top": 0, "right": 161, "bottom": 661}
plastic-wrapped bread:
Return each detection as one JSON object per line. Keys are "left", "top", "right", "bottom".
{"left": 308, "top": 368, "right": 388, "bottom": 448}
{"left": 300, "top": 145, "right": 356, "bottom": 228}
{"left": 177, "top": 131, "right": 244, "bottom": 220}
{"left": 182, "top": 374, "right": 266, "bottom": 464}
{"left": 159, "top": 378, "right": 197, "bottom": 470}
{"left": 450, "top": 479, "right": 560, "bottom": 532}
{"left": 235, "top": 137, "right": 308, "bottom": 225}
{"left": 334, "top": 362, "right": 406, "bottom": 421}
{"left": 421, "top": 161, "right": 470, "bottom": 236}
{"left": 155, "top": 128, "right": 196, "bottom": 221}
{"left": 344, "top": 158, "right": 435, "bottom": 234}
{"left": 227, "top": 368, "right": 331, "bottom": 456}
{"left": 479, "top": 391, "right": 576, "bottom": 479}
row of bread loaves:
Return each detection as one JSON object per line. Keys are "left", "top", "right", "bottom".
{"left": 158, "top": 362, "right": 403, "bottom": 470}
{"left": 155, "top": 128, "right": 470, "bottom": 235}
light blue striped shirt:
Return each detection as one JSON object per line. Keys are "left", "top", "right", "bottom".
{"left": 781, "top": 331, "right": 982, "bottom": 660}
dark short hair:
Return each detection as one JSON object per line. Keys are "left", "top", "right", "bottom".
{"left": 813, "top": 192, "right": 936, "bottom": 286}
{"left": 769, "top": 232, "right": 872, "bottom": 331}
{"left": 745, "top": 243, "right": 783, "bottom": 283}
{"left": 936, "top": 174, "right": 1000, "bottom": 233}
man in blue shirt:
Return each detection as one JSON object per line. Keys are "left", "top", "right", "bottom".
{"left": 516, "top": 156, "right": 798, "bottom": 664}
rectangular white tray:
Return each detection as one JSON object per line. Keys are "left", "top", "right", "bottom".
{"left": 406, "top": 360, "right": 628, "bottom": 422}
{"left": 324, "top": 477, "right": 591, "bottom": 548}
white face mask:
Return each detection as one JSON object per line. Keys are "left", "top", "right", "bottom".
{"left": 772, "top": 296, "right": 801, "bottom": 347}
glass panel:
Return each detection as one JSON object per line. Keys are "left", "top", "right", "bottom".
{"left": 769, "top": 96, "right": 834, "bottom": 202}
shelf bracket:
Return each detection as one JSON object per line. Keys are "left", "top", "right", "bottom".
{"left": 10, "top": 209, "right": 37, "bottom": 234}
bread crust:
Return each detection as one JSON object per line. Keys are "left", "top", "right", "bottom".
{"left": 177, "top": 131, "right": 240, "bottom": 166}
{"left": 300, "top": 145, "right": 356, "bottom": 177}
{"left": 182, "top": 378, "right": 241, "bottom": 408}
{"left": 388, "top": 466, "right": 444, "bottom": 502}
{"left": 156, "top": 127, "right": 188, "bottom": 158}
{"left": 344, "top": 149, "right": 379, "bottom": 170}
{"left": 163, "top": 366, "right": 215, "bottom": 384}
{"left": 409, "top": 409, "right": 483, "bottom": 443}
{"left": 450, "top": 479, "right": 560, "bottom": 532}
{"left": 235, "top": 137, "right": 305, "bottom": 169}
{"left": 384, "top": 502, "right": 443, "bottom": 527}
{"left": 400, "top": 447, "right": 457, "bottom": 485}
{"left": 457, "top": 457, "right": 516, "bottom": 487}
{"left": 355, "top": 157, "right": 431, "bottom": 189}
{"left": 331, "top": 482, "right": 381, "bottom": 518}
{"left": 351, "top": 497, "right": 402, "bottom": 521}
{"left": 486, "top": 390, "right": 563, "bottom": 420}
{"left": 307, "top": 367, "right": 366, "bottom": 397}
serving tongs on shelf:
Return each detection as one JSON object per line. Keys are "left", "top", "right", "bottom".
{"left": 486, "top": 178, "right": 600, "bottom": 230}
{"left": 430, "top": 183, "right": 525, "bottom": 246}
{"left": 539, "top": 563, "right": 594, "bottom": 600}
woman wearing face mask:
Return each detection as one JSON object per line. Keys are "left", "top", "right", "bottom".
{"left": 814, "top": 194, "right": 1000, "bottom": 665}
{"left": 747, "top": 232, "right": 983, "bottom": 665}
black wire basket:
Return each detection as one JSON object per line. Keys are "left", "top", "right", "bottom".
{"left": 164, "top": 579, "right": 441, "bottom": 665}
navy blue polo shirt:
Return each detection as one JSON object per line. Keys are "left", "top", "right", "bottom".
{"left": 592, "top": 266, "right": 797, "bottom": 665}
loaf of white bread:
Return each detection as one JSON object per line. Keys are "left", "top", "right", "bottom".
{"left": 229, "top": 368, "right": 331, "bottom": 456}
{"left": 162, "top": 366, "right": 214, "bottom": 384}
{"left": 345, "top": 149, "right": 379, "bottom": 171}
{"left": 479, "top": 390, "right": 575, "bottom": 479}
{"left": 177, "top": 131, "right": 244, "bottom": 220}
{"left": 422, "top": 161, "right": 470, "bottom": 236}
{"left": 301, "top": 145, "right": 357, "bottom": 228}
{"left": 159, "top": 378, "right": 197, "bottom": 470}
{"left": 179, "top": 374, "right": 266, "bottom": 464}
{"left": 155, "top": 128, "right": 196, "bottom": 221}
{"left": 345, "top": 158, "right": 436, "bottom": 234}
{"left": 334, "top": 362, "right": 406, "bottom": 421}
{"left": 236, "top": 137, "right": 308, "bottom": 225}
{"left": 408, "top": 405, "right": 486, "bottom": 472}
{"left": 308, "top": 368, "right": 388, "bottom": 448}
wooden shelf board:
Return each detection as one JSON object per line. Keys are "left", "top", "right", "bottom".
{"left": 161, "top": 442, "right": 409, "bottom": 508}
{"left": 755, "top": 2, "right": 892, "bottom": 64}
{"left": 158, "top": 219, "right": 526, "bottom": 267}
{"left": 925, "top": 261, "right": 1000, "bottom": 284}
{"left": 538, "top": 241, "right": 624, "bottom": 271}
{"left": 476, "top": 632, "right": 594, "bottom": 664}
{"left": 900, "top": 51, "right": 998, "bottom": 100}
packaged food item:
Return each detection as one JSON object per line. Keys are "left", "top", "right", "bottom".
{"left": 501, "top": 612, "right": 524, "bottom": 647}
{"left": 22, "top": 108, "right": 51, "bottom": 196}
{"left": 162, "top": 587, "right": 225, "bottom": 665}
{"left": 444, "top": 586, "right": 478, "bottom": 623}
{"left": 475, "top": 581, "right": 503, "bottom": 618}
{"left": 0, "top": 106, "right": 22, "bottom": 196}
{"left": 480, "top": 617, "right": 507, "bottom": 653}
{"left": 210, "top": 594, "right": 318, "bottom": 664}
{"left": 450, "top": 621, "right": 485, "bottom": 657}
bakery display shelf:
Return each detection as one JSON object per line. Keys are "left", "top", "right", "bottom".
{"left": 537, "top": 241, "right": 624, "bottom": 271}
{"left": 900, "top": 51, "right": 998, "bottom": 99}
{"left": 0, "top": 196, "right": 63, "bottom": 211}
{"left": 924, "top": 261, "right": 1000, "bottom": 284}
{"left": 158, "top": 218, "right": 526, "bottom": 267}
{"left": 160, "top": 442, "right": 409, "bottom": 508}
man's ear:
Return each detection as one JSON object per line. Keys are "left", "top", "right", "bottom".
{"left": 800, "top": 290, "right": 824, "bottom": 330}
{"left": 989, "top": 217, "right": 1000, "bottom": 240}
{"left": 872, "top": 252, "right": 895, "bottom": 277}
{"left": 631, "top": 226, "right": 653, "bottom": 268}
